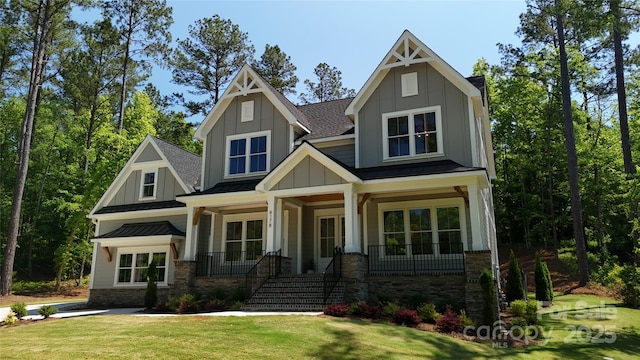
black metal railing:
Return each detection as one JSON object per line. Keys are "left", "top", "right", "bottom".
{"left": 245, "top": 249, "right": 282, "bottom": 299}
{"left": 323, "top": 247, "right": 343, "bottom": 304}
{"left": 195, "top": 250, "right": 266, "bottom": 277}
{"left": 367, "top": 243, "right": 465, "bottom": 274}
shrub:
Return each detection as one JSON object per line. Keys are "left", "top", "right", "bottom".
{"left": 231, "top": 287, "right": 246, "bottom": 302}
{"left": 405, "top": 293, "right": 428, "bottom": 309}
{"left": 144, "top": 260, "right": 158, "bottom": 310}
{"left": 459, "top": 309, "right": 475, "bottom": 328}
{"left": 324, "top": 303, "right": 349, "bottom": 317}
{"left": 534, "top": 252, "right": 553, "bottom": 303}
{"left": 10, "top": 302, "right": 27, "bottom": 319}
{"left": 176, "top": 293, "right": 199, "bottom": 314}
{"left": 417, "top": 303, "right": 439, "bottom": 324}
{"left": 509, "top": 299, "right": 527, "bottom": 318}
{"left": 229, "top": 301, "right": 244, "bottom": 310}
{"left": 348, "top": 300, "right": 365, "bottom": 316}
{"left": 375, "top": 293, "right": 392, "bottom": 305}
{"left": 382, "top": 302, "right": 401, "bottom": 318}
{"left": 619, "top": 264, "right": 640, "bottom": 308}
{"left": 38, "top": 305, "right": 58, "bottom": 318}
{"left": 208, "top": 288, "right": 226, "bottom": 301}
{"left": 162, "top": 296, "right": 180, "bottom": 312}
{"left": 525, "top": 300, "right": 539, "bottom": 324}
{"left": 435, "top": 305, "right": 462, "bottom": 333}
{"left": 360, "top": 303, "right": 383, "bottom": 319}
{"left": 505, "top": 250, "right": 526, "bottom": 302}
{"left": 435, "top": 298, "right": 461, "bottom": 313}
{"left": 479, "top": 268, "right": 497, "bottom": 325}
{"left": 3, "top": 311, "right": 18, "bottom": 325}
{"left": 203, "top": 298, "right": 226, "bottom": 312}
{"left": 393, "top": 308, "right": 421, "bottom": 327}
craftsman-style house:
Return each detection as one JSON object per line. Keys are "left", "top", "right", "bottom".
{"left": 87, "top": 30, "right": 498, "bottom": 320}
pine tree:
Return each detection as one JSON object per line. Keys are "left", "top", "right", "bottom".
{"left": 534, "top": 252, "right": 553, "bottom": 303}
{"left": 506, "top": 250, "right": 526, "bottom": 302}
{"left": 479, "top": 268, "right": 498, "bottom": 325}
{"left": 144, "top": 259, "right": 158, "bottom": 309}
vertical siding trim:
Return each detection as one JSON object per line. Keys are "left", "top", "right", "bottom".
{"left": 354, "top": 113, "right": 360, "bottom": 168}
{"left": 468, "top": 97, "right": 478, "bottom": 167}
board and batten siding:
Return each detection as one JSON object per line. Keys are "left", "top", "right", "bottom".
{"left": 203, "top": 93, "right": 292, "bottom": 189}
{"left": 272, "top": 156, "right": 347, "bottom": 190}
{"left": 319, "top": 143, "right": 355, "bottom": 167}
{"left": 358, "top": 63, "right": 472, "bottom": 168}
{"left": 108, "top": 167, "right": 185, "bottom": 206}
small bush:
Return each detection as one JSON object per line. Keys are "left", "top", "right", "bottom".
{"left": 3, "top": 311, "right": 18, "bottom": 325}
{"left": 144, "top": 260, "right": 158, "bottom": 310}
{"left": 405, "top": 293, "right": 428, "bottom": 309}
{"left": 509, "top": 299, "right": 528, "bottom": 318}
{"left": 435, "top": 305, "right": 462, "bottom": 333}
{"left": 393, "top": 308, "right": 421, "bottom": 327}
{"left": 479, "top": 268, "right": 498, "bottom": 325}
{"left": 10, "top": 302, "right": 27, "bottom": 319}
{"left": 459, "top": 309, "right": 475, "bottom": 328}
{"left": 534, "top": 252, "right": 553, "bottom": 303}
{"left": 230, "top": 287, "right": 246, "bottom": 302}
{"left": 161, "top": 296, "right": 180, "bottom": 312}
{"left": 324, "top": 303, "right": 350, "bottom": 317}
{"left": 417, "top": 303, "right": 440, "bottom": 324}
{"left": 509, "top": 316, "right": 529, "bottom": 329}
{"left": 176, "top": 294, "right": 199, "bottom": 314}
{"left": 360, "top": 303, "right": 383, "bottom": 319}
{"left": 619, "top": 264, "right": 640, "bottom": 308}
{"left": 203, "top": 298, "right": 226, "bottom": 312}
{"left": 348, "top": 300, "right": 365, "bottom": 316}
{"left": 38, "top": 305, "right": 58, "bottom": 318}
{"left": 506, "top": 250, "right": 526, "bottom": 302}
{"left": 229, "top": 301, "right": 244, "bottom": 310}
{"left": 208, "top": 288, "right": 226, "bottom": 301}
{"left": 382, "top": 302, "right": 401, "bottom": 318}
{"left": 525, "top": 300, "right": 539, "bottom": 324}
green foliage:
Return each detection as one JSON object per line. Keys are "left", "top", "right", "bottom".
{"left": 348, "top": 300, "right": 365, "bottom": 316}
{"left": 2, "top": 311, "right": 18, "bottom": 325}
{"left": 459, "top": 309, "right": 475, "bottom": 328}
{"left": 230, "top": 287, "right": 246, "bottom": 302}
{"left": 229, "top": 301, "right": 244, "bottom": 311}
{"left": 144, "top": 260, "right": 158, "bottom": 309}
{"left": 525, "top": 300, "right": 539, "bottom": 324}
{"left": 299, "top": 63, "right": 356, "bottom": 104}
{"left": 479, "top": 268, "right": 498, "bottom": 325}
{"left": 619, "top": 264, "right": 640, "bottom": 308}
{"left": 506, "top": 250, "right": 526, "bottom": 302}
{"left": 38, "top": 305, "right": 58, "bottom": 318}
{"left": 203, "top": 298, "right": 226, "bottom": 312}
{"left": 509, "top": 299, "right": 528, "bottom": 318}
{"left": 405, "top": 293, "right": 428, "bottom": 309}
{"left": 176, "top": 294, "right": 199, "bottom": 314}
{"left": 382, "top": 302, "right": 401, "bottom": 318}
{"left": 253, "top": 44, "right": 298, "bottom": 95}
{"left": 534, "top": 252, "right": 553, "bottom": 302}
{"left": 10, "top": 302, "right": 27, "bottom": 319}
{"left": 417, "top": 303, "right": 440, "bottom": 324}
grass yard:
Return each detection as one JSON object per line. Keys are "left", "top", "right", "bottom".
{"left": 1, "top": 294, "right": 639, "bottom": 359}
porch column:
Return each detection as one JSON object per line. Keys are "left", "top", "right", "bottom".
{"left": 344, "top": 185, "right": 361, "bottom": 253}
{"left": 467, "top": 183, "right": 484, "bottom": 251}
{"left": 266, "top": 195, "right": 283, "bottom": 253}
{"left": 184, "top": 206, "right": 198, "bottom": 260}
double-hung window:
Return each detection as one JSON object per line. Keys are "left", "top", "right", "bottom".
{"left": 117, "top": 250, "right": 167, "bottom": 285}
{"left": 139, "top": 169, "right": 157, "bottom": 199}
{"left": 379, "top": 200, "right": 464, "bottom": 256}
{"left": 382, "top": 106, "right": 442, "bottom": 160}
{"left": 226, "top": 131, "right": 270, "bottom": 177}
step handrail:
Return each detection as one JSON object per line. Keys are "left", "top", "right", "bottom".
{"left": 323, "top": 246, "right": 343, "bottom": 304}
{"left": 245, "top": 249, "right": 282, "bottom": 300}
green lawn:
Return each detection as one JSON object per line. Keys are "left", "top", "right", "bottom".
{"left": 1, "top": 294, "right": 638, "bottom": 359}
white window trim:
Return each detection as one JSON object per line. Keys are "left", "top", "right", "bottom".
{"left": 241, "top": 100, "right": 254, "bottom": 122}
{"left": 314, "top": 208, "right": 345, "bottom": 262}
{"left": 139, "top": 168, "right": 158, "bottom": 200}
{"left": 224, "top": 130, "right": 271, "bottom": 178}
{"left": 377, "top": 198, "right": 467, "bottom": 256}
{"left": 221, "top": 212, "right": 267, "bottom": 261}
{"left": 382, "top": 106, "right": 444, "bottom": 161}
{"left": 114, "top": 245, "right": 170, "bottom": 287}
{"left": 401, "top": 72, "right": 418, "bottom": 97}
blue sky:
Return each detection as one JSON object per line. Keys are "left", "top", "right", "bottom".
{"left": 153, "top": 0, "right": 528, "bottom": 105}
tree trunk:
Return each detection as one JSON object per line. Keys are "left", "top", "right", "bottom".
{"left": 0, "top": 0, "right": 51, "bottom": 296}
{"left": 555, "top": 3, "right": 589, "bottom": 286}
{"left": 116, "top": 8, "right": 134, "bottom": 133}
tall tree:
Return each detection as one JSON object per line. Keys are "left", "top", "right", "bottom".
{"left": 555, "top": 0, "right": 589, "bottom": 285}
{"left": 0, "top": 1, "right": 27, "bottom": 98}
{"left": 171, "top": 15, "right": 254, "bottom": 115}
{"left": 1, "top": 0, "right": 72, "bottom": 296}
{"left": 299, "top": 62, "right": 356, "bottom": 104}
{"left": 253, "top": 44, "right": 298, "bottom": 95}
{"left": 101, "top": 0, "right": 173, "bottom": 133}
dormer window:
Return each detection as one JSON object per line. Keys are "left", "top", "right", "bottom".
{"left": 225, "top": 131, "right": 271, "bottom": 177}
{"left": 382, "top": 106, "right": 443, "bottom": 160}
{"left": 139, "top": 169, "right": 157, "bottom": 200}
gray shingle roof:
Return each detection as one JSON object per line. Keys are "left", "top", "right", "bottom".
{"left": 355, "top": 160, "right": 484, "bottom": 180}
{"left": 296, "top": 98, "right": 355, "bottom": 140}
{"left": 95, "top": 221, "right": 185, "bottom": 239}
{"left": 94, "top": 200, "right": 185, "bottom": 214}
{"left": 466, "top": 75, "right": 486, "bottom": 105}
{"left": 151, "top": 136, "right": 201, "bottom": 191}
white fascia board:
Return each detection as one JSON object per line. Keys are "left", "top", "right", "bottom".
{"left": 358, "top": 170, "right": 490, "bottom": 194}
{"left": 88, "top": 206, "right": 187, "bottom": 221}
{"left": 178, "top": 191, "right": 268, "bottom": 208}
{"left": 268, "top": 183, "right": 354, "bottom": 198}
{"left": 293, "top": 134, "right": 355, "bottom": 147}
{"left": 91, "top": 235, "right": 185, "bottom": 247}
{"left": 256, "top": 142, "right": 361, "bottom": 192}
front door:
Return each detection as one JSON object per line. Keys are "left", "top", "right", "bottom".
{"left": 317, "top": 215, "right": 344, "bottom": 272}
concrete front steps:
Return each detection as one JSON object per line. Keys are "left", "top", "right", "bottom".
{"left": 242, "top": 274, "right": 345, "bottom": 311}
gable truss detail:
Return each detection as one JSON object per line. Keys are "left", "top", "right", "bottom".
{"left": 382, "top": 36, "right": 431, "bottom": 69}
{"left": 223, "top": 68, "right": 263, "bottom": 99}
